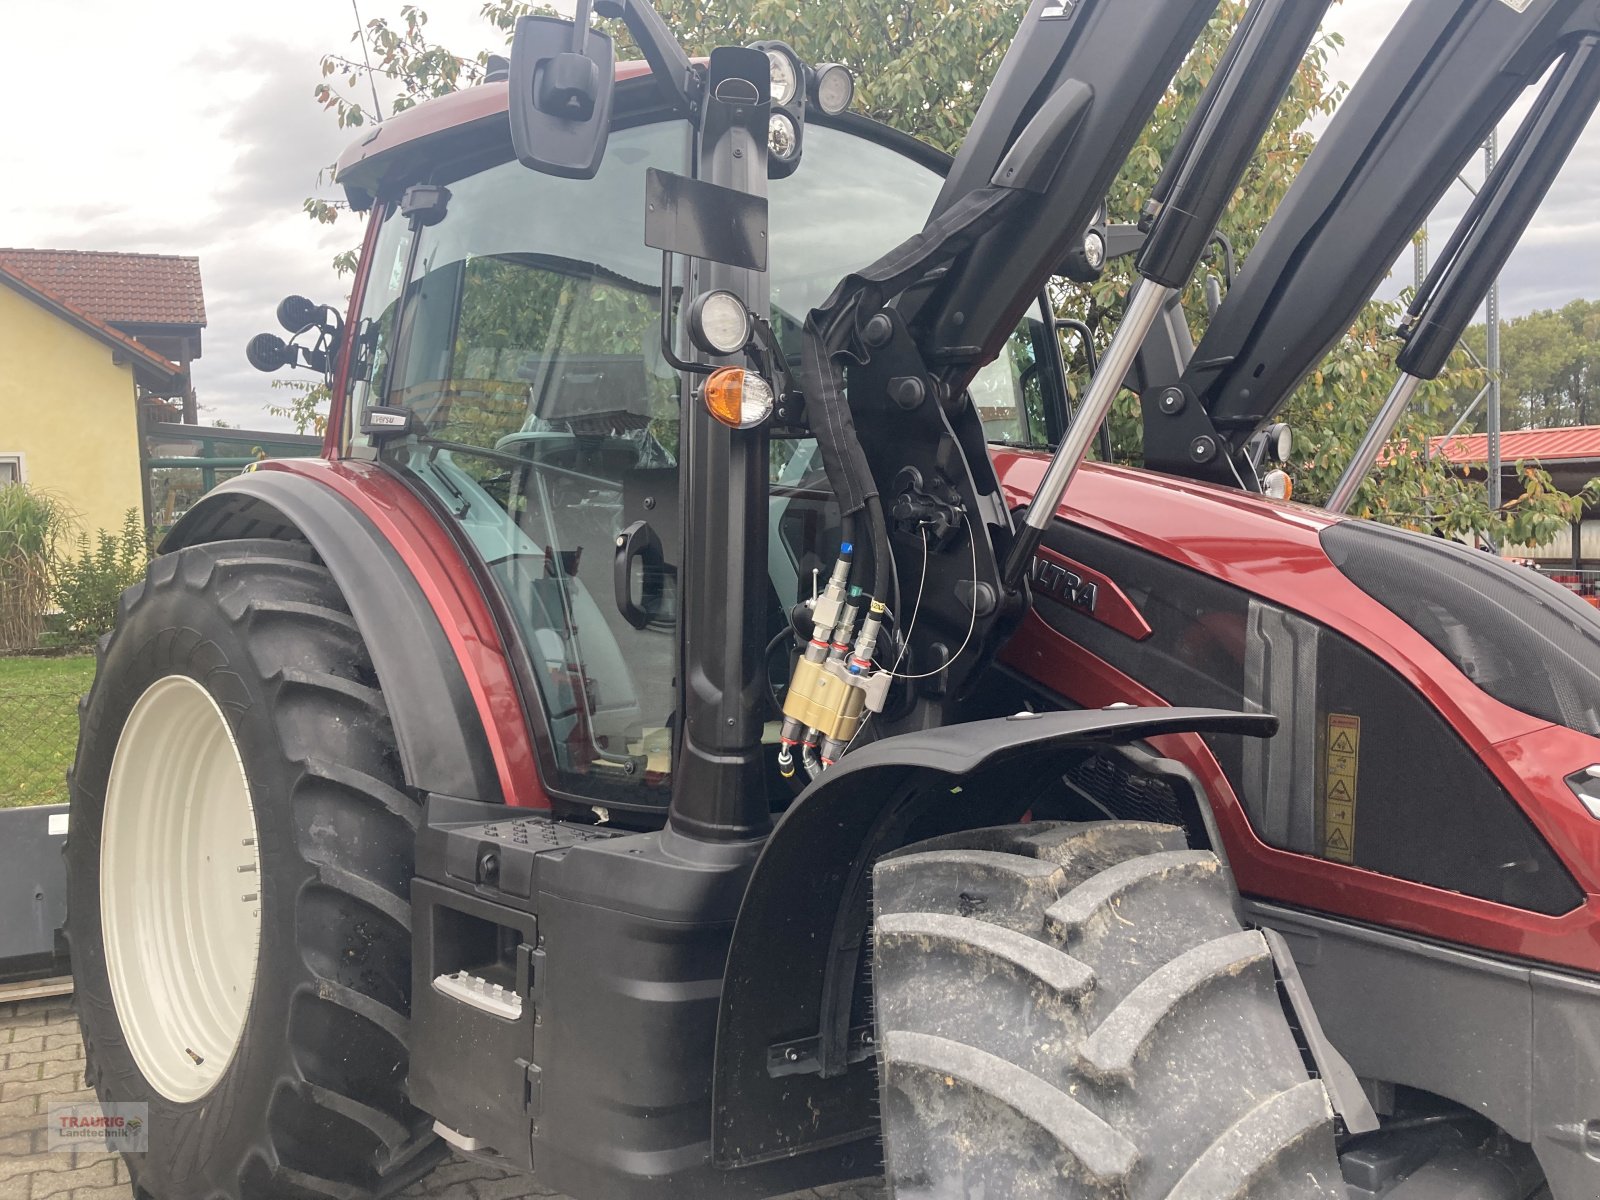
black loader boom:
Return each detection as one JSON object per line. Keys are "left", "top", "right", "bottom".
{"left": 1139, "top": 0, "right": 1600, "bottom": 485}
{"left": 795, "top": 0, "right": 1335, "bottom": 744}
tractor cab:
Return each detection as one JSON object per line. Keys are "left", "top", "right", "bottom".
{"left": 332, "top": 71, "right": 1061, "bottom": 815}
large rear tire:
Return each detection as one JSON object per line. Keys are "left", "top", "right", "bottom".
{"left": 66, "top": 540, "right": 442, "bottom": 1200}
{"left": 872, "top": 821, "right": 1344, "bottom": 1199}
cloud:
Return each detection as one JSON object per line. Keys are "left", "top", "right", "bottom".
{"left": 211, "top": 45, "right": 355, "bottom": 213}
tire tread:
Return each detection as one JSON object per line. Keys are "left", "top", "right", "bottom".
{"left": 873, "top": 821, "right": 1341, "bottom": 1199}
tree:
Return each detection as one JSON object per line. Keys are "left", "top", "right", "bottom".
{"left": 268, "top": 379, "right": 331, "bottom": 437}
{"left": 308, "top": 1, "right": 1593, "bottom": 551}
{"left": 1462, "top": 299, "right": 1600, "bottom": 430}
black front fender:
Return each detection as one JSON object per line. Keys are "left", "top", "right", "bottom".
{"left": 711, "top": 705, "right": 1277, "bottom": 1168}
{"left": 162, "top": 468, "right": 503, "bottom": 803}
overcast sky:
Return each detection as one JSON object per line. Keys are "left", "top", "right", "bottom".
{"left": 2, "top": 0, "right": 1596, "bottom": 430}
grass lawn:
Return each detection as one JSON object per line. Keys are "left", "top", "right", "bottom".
{"left": 0, "top": 654, "right": 95, "bottom": 807}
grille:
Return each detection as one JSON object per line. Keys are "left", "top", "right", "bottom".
{"left": 1064, "top": 752, "right": 1189, "bottom": 832}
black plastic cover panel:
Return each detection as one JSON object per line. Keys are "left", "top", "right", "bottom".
{"left": 1322, "top": 520, "right": 1600, "bottom": 736}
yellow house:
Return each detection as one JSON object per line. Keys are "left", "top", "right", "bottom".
{"left": 0, "top": 264, "right": 182, "bottom": 537}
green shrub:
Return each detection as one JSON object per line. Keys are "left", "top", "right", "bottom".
{"left": 0, "top": 484, "right": 74, "bottom": 651}
{"left": 53, "top": 510, "right": 149, "bottom": 643}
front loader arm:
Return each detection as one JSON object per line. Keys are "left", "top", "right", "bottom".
{"left": 1143, "top": 0, "right": 1600, "bottom": 478}
{"left": 904, "top": 0, "right": 1222, "bottom": 390}
{"left": 796, "top": 0, "right": 1342, "bottom": 739}
{"left": 791, "top": 0, "right": 1226, "bottom": 742}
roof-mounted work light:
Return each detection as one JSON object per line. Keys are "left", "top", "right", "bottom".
{"left": 747, "top": 40, "right": 817, "bottom": 179}
{"left": 768, "top": 111, "right": 800, "bottom": 166}
{"left": 744, "top": 43, "right": 856, "bottom": 177}
{"left": 810, "top": 63, "right": 854, "bottom": 116}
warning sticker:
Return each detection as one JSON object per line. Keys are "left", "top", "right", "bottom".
{"left": 1322, "top": 714, "right": 1360, "bottom": 863}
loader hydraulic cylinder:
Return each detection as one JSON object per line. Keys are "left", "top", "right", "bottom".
{"left": 1325, "top": 375, "right": 1423, "bottom": 515}
{"left": 1326, "top": 33, "right": 1600, "bottom": 514}
{"left": 1004, "top": 0, "right": 1332, "bottom": 585}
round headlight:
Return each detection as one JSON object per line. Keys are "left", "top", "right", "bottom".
{"left": 766, "top": 48, "right": 799, "bottom": 107}
{"left": 812, "top": 63, "right": 854, "bottom": 115}
{"left": 703, "top": 367, "right": 775, "bottom": 430}
{"left": 687, "top": 290, "right": 752, "bottom": 357}
{"left": 768, "top": 111, "right": 799, "bottom": 162}
{"left": 1268, "top": 422, "right": 1293, "bottom": 463}
{"left": 1082, "top": 229, "right": 1106, "bottom": 271}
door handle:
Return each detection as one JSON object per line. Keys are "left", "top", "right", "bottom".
{"left": 614, "top": 520, "right": 668, "bottom": 631}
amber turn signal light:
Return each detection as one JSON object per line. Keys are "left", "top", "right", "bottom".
{"left": 702, "top": 367, "right": 775, "bottom": 430}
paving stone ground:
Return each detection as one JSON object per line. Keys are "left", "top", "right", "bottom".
{"left": 0, "top": 997, "right": 883, "bottom": 1200}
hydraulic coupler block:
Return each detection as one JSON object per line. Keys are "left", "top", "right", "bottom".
{"left": 780, "top": 652, "right": 894, "bottom": 749}
{"left": 781, "top": 655, "right": 869, "bottom": 746}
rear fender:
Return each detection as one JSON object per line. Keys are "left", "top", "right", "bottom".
{"left": 711, "top": 705, "right": 1276, "bottom": 1167}
{"left": 162, "top": 468, "right": 504, "bottom": 803}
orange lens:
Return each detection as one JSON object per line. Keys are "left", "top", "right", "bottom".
{"left": 702, "top": 367, "right": 774, "bottom": 429}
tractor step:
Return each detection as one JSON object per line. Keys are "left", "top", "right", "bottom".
{"left": 433, "top": 969, "right": 524, "bottom": 1020}
{"left": 419, "top": 799, "right": 625, "bottom": 912}
{"left": 410, "top": 797, "right": 625, "bottom": 1172}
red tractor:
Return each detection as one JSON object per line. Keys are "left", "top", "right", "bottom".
{"left": 65, "top": 0, "right": 1600, "bottom": 1197}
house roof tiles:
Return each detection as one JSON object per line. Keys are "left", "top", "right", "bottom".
{"left": 0, "top": 248, "right": 205, "bottom": 328}
{"left": 1430, "top": 425, "right": 1600, "bottom": 465}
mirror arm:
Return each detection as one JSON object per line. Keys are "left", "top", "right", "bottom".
{"left": 595, "top": 0, "right": 697, "bottom": 113}
{"left": 659, "top": 252, "right": 714, "bottom": 376}
{"left": 1055, "top": 317, "right": 1112, "bottom": 463}
{"left": 567, "top": 0, "right": 593, "bottom": 55}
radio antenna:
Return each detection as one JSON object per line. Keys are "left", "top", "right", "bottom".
{"left": 351, "top": 0, "right": 385, "bottom": 123}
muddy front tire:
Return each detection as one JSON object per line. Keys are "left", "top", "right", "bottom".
{"left": 872, "top": 821, "right": 1344, "bottom": 1199}
{"left": 66, "top": 540, "right": 441, "bottom": 1200}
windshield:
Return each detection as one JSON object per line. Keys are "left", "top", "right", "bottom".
{"left": 349, "top": 116, "right": 1051, "bottom": 805}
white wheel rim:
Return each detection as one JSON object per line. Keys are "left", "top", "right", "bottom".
{"left": 101, "top": 674, "right": 262, "bottom": 1103}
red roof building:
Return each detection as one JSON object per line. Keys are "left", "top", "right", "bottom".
{"left": 0, "top": 248, "right": 205, "bottom": 420}
{"left": 1429, "top": 424, "right": 1600, "bottom": 502}
{"left": 1430, "top": 425, "right": 1600, "bottom": 467}
{"left": 1430, "top": 425, "right": 1600, "bottom": 569}
{"left": 0, "top": 265, "right": 182, "bottom": 394}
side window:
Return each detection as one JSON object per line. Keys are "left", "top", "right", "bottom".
{"left": 1038, "top": 523, "right": 1582, "bottom": 915}
{"left": 346, "top": 205, "right": 411, "bottom": 419}
{"left": 374, "top": 123, "right": 687, "bottom": 808}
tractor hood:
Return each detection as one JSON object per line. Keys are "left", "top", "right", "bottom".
{"left": 992, "top": 446, "right": 1600, "bottom": 748}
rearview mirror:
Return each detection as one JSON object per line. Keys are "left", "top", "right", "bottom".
{"left": 508, "top": 3, "right": 615, "bottom": 180}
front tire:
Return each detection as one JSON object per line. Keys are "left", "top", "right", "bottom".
{"left": 66, "top": 540, "right": 441, "bottom": 1200}
{"left": 872, "top": 821, "right": 1344, "bottom": 1199}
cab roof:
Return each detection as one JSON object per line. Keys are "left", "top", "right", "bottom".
{"left": 335, "top": 61, "right": 660, "bottom": 210}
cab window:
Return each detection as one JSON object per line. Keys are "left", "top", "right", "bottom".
{"left": 368, "top": 122, "right": 687, "bottom": 807}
